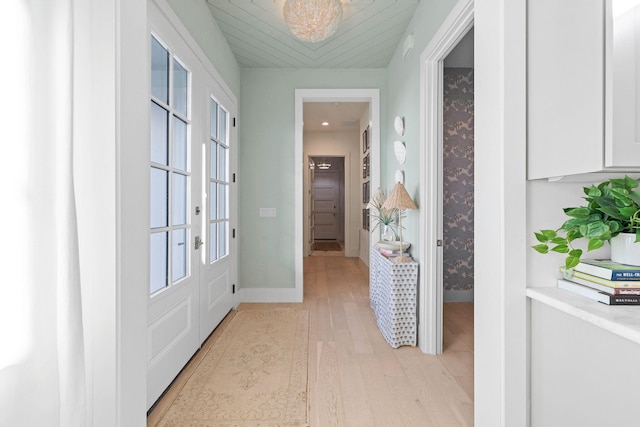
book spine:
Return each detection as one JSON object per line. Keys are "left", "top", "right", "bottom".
{"left": 567, "top": 275, "right": 640, "bottom": 295}
{"left": 608, "top": 295, "right": 640, "bottom": 305}
{"left": 576, "top": 263, "right": 640, "bottom": 281}
{"left": 559, "top": 279, "right": 640, "bottom": 305}
{"left": 612, "top": 271, "right": 640, "bottom": 280}
{"left": 568, "top": 269, "right": 640, "bottom": 290}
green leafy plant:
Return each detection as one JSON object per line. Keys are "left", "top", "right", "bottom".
{"left": 368, "top": 188, "right": 402, "bottom": 238}
{"left": 532, "top": 175, "right": 640, "bottom": 269}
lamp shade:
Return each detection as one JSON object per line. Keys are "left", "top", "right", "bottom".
{"left": 382, "top": 182, "right": 417, "bottom": 211}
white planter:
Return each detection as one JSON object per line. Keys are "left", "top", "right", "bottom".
{"left": 610, "top": 233, "right": 640, "bottom": 266}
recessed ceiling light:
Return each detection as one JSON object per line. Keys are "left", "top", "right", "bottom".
{"left": 322, "top": 121, "right": 329, "bottom": 126}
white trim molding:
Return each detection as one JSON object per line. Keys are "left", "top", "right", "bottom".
{"left": 419, "top": 0, "right": 474, "bottom": 355}
{"left": 475, "top": 0, "right": 528, "bottom": 425}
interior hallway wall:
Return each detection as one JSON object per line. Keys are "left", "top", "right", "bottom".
{"left": 165, "top": 0, "right": 240, "bottom": 95}
{"left": 239, "top": 69, "right": 385, "bottom": 290}
{"left": 443, "top": 67, "right": 474, "bottom": 302}
{"left": 383, "top": 0, "right": 460, "bottom": 263}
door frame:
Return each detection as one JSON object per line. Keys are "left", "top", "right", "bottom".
{"left": 419, "top": 0, "right": 474, "bottom": 355}
{"left": 295, "top": 89, "right": 380, "bottom": 294}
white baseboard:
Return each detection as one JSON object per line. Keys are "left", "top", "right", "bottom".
{"left": 443, "top": 290, "right": 474, "bottom": 302}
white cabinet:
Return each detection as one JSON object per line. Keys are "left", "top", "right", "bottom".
{"left": 369, "top": 248, "right": 418, "bottom": 348}
{"left": 608, "top": 1, "right": 640, "bottom": 167}
{"left": 527, "top": 0, "right": 640, "bottom": 180}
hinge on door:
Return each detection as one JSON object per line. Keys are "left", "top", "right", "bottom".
{"left": 233, "top": 117, "right": 236, "bottom": 127}
{"left": 437, "top": 239, "right": 443, "bottom": 247}
{"left": 233, "top": 173, "right": 236, "bottom": 183}
{"left": 232, "top": 284, "right": 236, "bottom": 294}
{"left": 233, "top": 229, "right": 236, "bottom": 238}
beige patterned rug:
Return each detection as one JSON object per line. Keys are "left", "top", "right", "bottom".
{"left": 158, "top": 310, "right": 310, "bottom": 427}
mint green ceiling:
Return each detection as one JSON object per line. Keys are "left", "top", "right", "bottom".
{"left": 205, "top": 0, "right": 420, "bottom": 68}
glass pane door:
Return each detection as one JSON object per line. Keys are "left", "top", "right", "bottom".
{"left": 149, "top": 35, "right": 192, "bottom": 295}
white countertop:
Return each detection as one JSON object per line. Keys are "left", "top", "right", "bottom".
{"left": 527, "top": 287, "right": 640, "bottom": 345}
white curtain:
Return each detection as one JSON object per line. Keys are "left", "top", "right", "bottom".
{"left": 0, "top": 0, "right": 86, "bottom": 425}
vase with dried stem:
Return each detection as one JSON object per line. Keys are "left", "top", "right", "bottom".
{"left": 368, "top": 188, "right": 400, "bottom": 242}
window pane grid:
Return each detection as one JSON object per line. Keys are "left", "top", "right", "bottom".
{"left": 208, "top": 177, "right": 230, "bottom": 263}
{"left": 150, "top": 35, "right": 192, "bottom": 296}
{"left": 208, "top": 98, "right": 230, "bottom": 264}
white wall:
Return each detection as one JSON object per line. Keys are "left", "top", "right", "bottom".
{"left": 304, "top": 131, "right": 361, "bottom": 257}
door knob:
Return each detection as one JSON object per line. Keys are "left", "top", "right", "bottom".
{"left": 195, "top": 236, "right": 203, "bottom": 250}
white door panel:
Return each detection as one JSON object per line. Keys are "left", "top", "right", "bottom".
{"left": 147, "top": 291, "right": 197, "bottom": 400}
{"left": 200, "top": 264, "right": 233, "bottom": 342}
{"left": 147, "top": 3, "right": 236, "bottom": 409}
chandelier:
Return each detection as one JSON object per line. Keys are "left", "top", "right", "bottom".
{"left": 283, "top": 0, "right": 343, "bottom": 43}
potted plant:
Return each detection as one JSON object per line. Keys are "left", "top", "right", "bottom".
{"left": 532, "top": 175, "right": 640, "bottom": 268}
{"left": 368, "top": 188, "right": 400, "bottom": 242}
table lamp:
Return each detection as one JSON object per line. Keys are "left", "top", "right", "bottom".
{"left": 381, "top": 181, "right": 417, "bottom": 263}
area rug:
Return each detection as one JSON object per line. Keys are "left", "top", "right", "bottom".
{"left": 313, "top": 241, "right": 342, "bottom": 251}
{"left": 158, "top": 310, "right": 310, "bottom": 427}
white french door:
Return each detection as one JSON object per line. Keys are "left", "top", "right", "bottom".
{"left": 147, "top": 33, "right": 200, "bottom": 409}
{"left": 199, "top": 93, "right": 235, "bottom": 344}
{"left": 147, "top": 3, "right": 236, "bottom": 409}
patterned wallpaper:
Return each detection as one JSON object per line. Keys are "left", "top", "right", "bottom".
{"left": 443, "top": 68, "right": 474, "bottom": 292}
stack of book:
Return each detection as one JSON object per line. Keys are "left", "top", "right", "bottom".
{"left": 558, "top": 259, "right": 640, "bottom": 305}
{"left": 378, "top": 248, "right": 411, "bottom": 260}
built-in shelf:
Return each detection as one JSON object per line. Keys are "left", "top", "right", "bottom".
{"left": 527, "top": 287, "right": 640, "bottom": 345}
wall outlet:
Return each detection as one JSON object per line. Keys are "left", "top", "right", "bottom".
{"left": 259, "top": 208, "right": 276, "bottom": 218}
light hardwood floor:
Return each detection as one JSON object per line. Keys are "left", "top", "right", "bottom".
{"left": 148, "top": 256, "right": 474, "bottom": 426}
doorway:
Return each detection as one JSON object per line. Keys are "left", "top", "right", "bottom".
{"left": 294, "top": 89, "right": 380, "bottom": 294}
{"left": 310, "top": 156, "right": 345, "bottom": 246}
{"left": 302, "top": 101, "right": 368, "bottom": 258}
{"left": 419, "top": 0, "right": 473, "bottom": 355}
{"left": 442, "top": 29, "right": 475, "bottom": 352}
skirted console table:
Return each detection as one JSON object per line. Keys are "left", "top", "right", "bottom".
{"left": 370, "top": 248, "right": 419, "bottom": 348}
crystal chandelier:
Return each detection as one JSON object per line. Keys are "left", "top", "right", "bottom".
{"left": 283, "top": 0, "right": 343, "bottom": 43}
